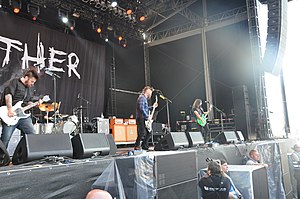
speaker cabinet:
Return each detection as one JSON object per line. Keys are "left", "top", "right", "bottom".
{"left": 213, "top": 131, "right": 238, "bottom": 144}
{"left": 71, "top": 133, "right": 110, "bottom": 159}
{"left": 0, "top": 140, "right": 10, "bottom": 166}
{"left": 154, "top": 132, "right": 189, "bottom": 151}
{"left": 185, "top": 131, "right": 204, "bottom": 147}
{"left": 232, "top": 85, "right": 255, "bottom": 140}
{"left": 12, "top": 134, "right": 73, "bottom": 165}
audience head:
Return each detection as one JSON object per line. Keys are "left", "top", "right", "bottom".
{"left": 249, "top": 149, "right": 260, "bottom": 162}
{"left": 207, "top": 160, "right": 222, "bottom": 175}
{"left": 292, "top": 143, "right": 300, "bottom": 152}
{"left": 220, "top": 159, "right": 229, "bottom": 173}
{"left": 85, "top": 189, "right": 113, "bottom": 199}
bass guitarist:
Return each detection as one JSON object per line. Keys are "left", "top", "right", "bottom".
{"left": 134, "top": 86, "right": 158, "bottom": 150}
{"left": 0, "top": 68, "right": 40, "bottom": 148}
{"left": 192, "top": 98, "right": 212, "bottom": 143}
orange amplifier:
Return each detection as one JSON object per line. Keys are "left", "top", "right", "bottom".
{"left": 110, "top": 118, "right": 123, "bottom": 129}
{"left": 126, "top": 125, "right": 137, "bottom": 142}
{"left": 124, "top": 119, "right": 136, "bottom": 125}
{"left": 111, "top": 124, "right": 126, "bottom": 142}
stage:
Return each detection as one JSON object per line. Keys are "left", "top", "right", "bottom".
{"left": 0, "top": 138, "right": 296, "bottom": 199}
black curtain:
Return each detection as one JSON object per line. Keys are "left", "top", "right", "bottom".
{"left": 0, "top": 13, "right": 107, "bottom": 119}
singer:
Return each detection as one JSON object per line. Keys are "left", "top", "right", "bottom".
{"left": 192, "top": 99, "right": 212, "bottom": 143}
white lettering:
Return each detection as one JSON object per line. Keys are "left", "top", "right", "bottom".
{"left": 0, "top": 36, "right": 23, "bottom": 67}
{"left": 67, "top": 52, "right": 80, "bottom": 79}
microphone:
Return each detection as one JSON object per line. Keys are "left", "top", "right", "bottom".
{"left": 34, "top": 63, "right": 42, "bottom": 67}
{"left": 204, "top": 101, "right": 210, "bottom": 103}
{"left": 45, "top": 70, "right": 53, "bottom": 77}
{"left": 159, "top": 94, "right": 166, "bottom": 100}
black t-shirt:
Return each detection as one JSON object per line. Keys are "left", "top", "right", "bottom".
{"left": 192, "top": 107, "right": 203, "bottom": 118}
{"left": 2, "top": 78, "right": 34, "bottom": 106}
{"left": 199, "top": 174, "right": 231, "bottom": 199}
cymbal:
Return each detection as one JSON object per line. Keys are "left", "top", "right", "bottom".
{"left": 60, "top": 114, "right": 69, "bottom": 118}
{"left": 39, "top": 103, "right": 59, "bottom": 112}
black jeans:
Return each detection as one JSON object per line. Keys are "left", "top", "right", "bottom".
{"left": 201, "top": 124, "right": 210, "bottom": 143}
{"left": 134, "top": 118, "right": 151, "bottom": 148}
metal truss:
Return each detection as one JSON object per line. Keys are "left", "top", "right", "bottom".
{"left": 147, "top": 6, "right": 248, "bottom": 45}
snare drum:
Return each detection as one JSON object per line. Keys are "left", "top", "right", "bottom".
{"left": 63, "top": 115, "right": 78, "bottom": 134}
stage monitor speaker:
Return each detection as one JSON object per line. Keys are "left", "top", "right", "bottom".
{"left": 154, "top": 132, "right": 189, "bottom": 151}
{"left": 106, "top": 134, "right": 117, "bottom": 156}
{"left": 185, "top": 131, "right": 204, "bottom": 147}
{"left": 213, "top": 131, "right": 238, "bottom": 144}
{"left": 71, "top": 133, "right": 110, "bottom": 159}
{"left": 235, "top": 131, "right": 245, "bottom": 142}
{"left": 12, "top": 134, "right": 73, "bottom": 165}
{"left": 0, "top": 140, "right": 10, "bottom": 166}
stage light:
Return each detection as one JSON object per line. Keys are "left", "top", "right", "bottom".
{"left": 105, "top": 37, "right": 108, "bottom": 42}
{"left": 126, "top": 5, "right": 133, "bottom": 15}
{"left": 0, "top": 0, "right": 2, "bottom": 9}
{"left": 92, "top": 22, "right": 103, "bottom": 33}
{"left": 111, "top": 0, "right": 117, "bottom": 8}
{"left": 10, "top": 0, "right": 21, "bottom": 14}
{"left": 69, "top": 19, "right": 75, "bottom": 30}
{"left": 118, "top": 35, "right": 123, "bottom": 41}
{"left": 27, "top": 4, "right": 40, "bottom": 21}
{"left": 121, "top": 39, "right": 127, "bottom": 48}
{"left": 58, "top": 9, "right": 69, "bottom": 24}
{"left": 137, "top": 12, "right": 146, "bottom": 22}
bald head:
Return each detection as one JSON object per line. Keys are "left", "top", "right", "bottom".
{"left": 85, "top": 189, "right": 112, "bottom": 199}
{"left": 293, "top": 143, "right": 300, "bottom": 152}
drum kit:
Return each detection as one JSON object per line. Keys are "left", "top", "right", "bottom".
{"left": 33, "top": 102, "right": 80, "bottom": 136}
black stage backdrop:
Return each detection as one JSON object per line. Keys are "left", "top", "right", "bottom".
{"left": 0, "top": 13, "right": 106, "bottom": 119}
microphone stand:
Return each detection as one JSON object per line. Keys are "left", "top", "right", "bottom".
{"left": 77, "top": 94, "right": 91, "bottom": 133}
{"left": 158, "top": 92, "right": 172, "bottom": 133}
{"left": 45, "top": 69, "right": 61, "bottom": 131}
{"left": 211, "top": 104, "right": 225, "bottom": 133}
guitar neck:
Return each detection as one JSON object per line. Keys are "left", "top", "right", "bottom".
{"left": 21, "top": 101, "right": 39, "bottom": 112}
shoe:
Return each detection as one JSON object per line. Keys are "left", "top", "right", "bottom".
{"left": 134, "top": 146, "right": 141, "bottom": 150}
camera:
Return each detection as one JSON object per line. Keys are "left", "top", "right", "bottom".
{"left": 206, "top": 157, "right": 220, "bottom": 164}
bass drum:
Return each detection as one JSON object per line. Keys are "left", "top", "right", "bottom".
{"left": 63, "top": 115, "right": 78, "bottom": 135}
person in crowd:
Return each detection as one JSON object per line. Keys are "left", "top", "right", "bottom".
{"left": 220, "top": 159, "right": 243, "bottom": 199}
{"left": 199, "top": 160, "right": 231, "bottom": 199}
{"left": 85, "top": 189, "right": 113, "bottom": 199}
{"left": 192, "top": 98, "right": 212, "bottom": 142}
{"left": 246, "top": 149, "right": 268, "bottom": 167}
{"left": 0, "top": 68, "right": 40, "bottom": 148}
{"left": 291, "top": 143, "right": 300, "bottom": 163}
{"left": 134, "top": 86, "right": 158, "bottom": 150}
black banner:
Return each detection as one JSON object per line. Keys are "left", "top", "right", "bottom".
{"left": 0, "top": 13, "right": 106, "bottom": 120}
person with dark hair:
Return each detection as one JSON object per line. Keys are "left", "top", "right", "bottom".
{"left": 134, "top": 86, "right": 158, "bottom": 150}
{"left": 199, "top": 160, "right": 231, "bottom": 199}
{"left": 220, "top": 159, "right": 243, "bottom": 199}
{"left": 0, "top": 67, "right": 40, "bottom": 148}
{"left": 192, "top": 98, "right": 212, "bottom": 142}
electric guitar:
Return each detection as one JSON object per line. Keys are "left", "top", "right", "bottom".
{"left": 0, "top": 95, "right": 50, "bottom": 126}
{"left": 145, "top": 95, "right": 158, "bottom": 132}
{"left": 196, "top": 105, "right": 213, "bottom": 127}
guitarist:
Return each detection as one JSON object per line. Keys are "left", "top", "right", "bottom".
{"left": 134, "top": 86, "right": 158, "bottom": 150}
{"left": 192, "top": 98, "right": 211, "bottom": 143}
{"left": 0, "top": 68, "right": 40, "bottom": 148}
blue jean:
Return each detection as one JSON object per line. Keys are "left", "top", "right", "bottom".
{"left": 1, "top": 117, "right": 35, "bottom": 148}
